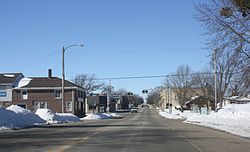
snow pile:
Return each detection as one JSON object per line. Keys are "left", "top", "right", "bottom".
{"left": 35, "top": 109, "right": 80, "bottom": 124}
{"left": 104, "top": 113, "right": 122, "bottom": 118}
{"left": 159, "top": 103, "right": 250, "bottom": 138}
{"left": 159, "top": 110, "right": 184, "bottom": 120}
{"left": 7, "top": 105, "right": 45, "bottom": 124}
{"left": 0, "top": 105, "right": 45, "bottom": 130}
{"left": 81, "top": 113, "right": 111, "bottom": 120}
{"left": 81, "top": 113, "right": 122, "bottom": 120}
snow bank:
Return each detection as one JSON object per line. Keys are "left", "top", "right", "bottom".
{"left": 159, "top": 103, "right": 250, "bottom": 138}
{"left": 35, "top": 109, "right": 80, "bottom": 124}
{"left": 159, "top": 110, "right": 184, "bottom": 120}
{"left": 7, "top": 105, "right": 45, "bottom": 124}
{"left": 81, "top": 113, "right": 122, "bottom": 120}
{"left": 0, "top": 105, "right": 45, "bottom": 130}
{"left": 81, "top": 113, "right": 111, "bottom": 120}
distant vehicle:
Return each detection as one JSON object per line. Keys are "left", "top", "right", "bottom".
{"left": 130, "top": 108, "right": 138, "bottom": 113}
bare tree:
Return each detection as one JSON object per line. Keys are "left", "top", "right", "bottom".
{"left": 195, "top": 0, "right": 250, "bottom": 96}
{"left": 191, "top": 70, "right": 214, "bottom": 97}
{"left": 72, "top": 74, "right": 105, "bottom": 95}
{"left": 195, "top": 0, "right": 250, "bottom": 53}
{"left": 215, "top": 50, "right": 240, "bottom": 107}
{"left": 164, "top": 65, "right": 193, "bottom": 106}
{"left": 146, "top": 86, "right": 163, "bottom": 107}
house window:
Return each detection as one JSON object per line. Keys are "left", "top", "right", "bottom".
{"left": 66, "top": 101, "right": 72, "bottom": 112}
{"left": 33, "top": 101, "right": 47, "bottom": 111}
{"left": 54, "top": 90, "right": 61, "bottom": 98}
{"left": 0, "top": 91, "right": 7, "bottom": 97}
{"left": 21, "top": 90, "right": 28, "bottom": 100}
{"left": 78, "top": 90, "right": 84, "bottom": 98}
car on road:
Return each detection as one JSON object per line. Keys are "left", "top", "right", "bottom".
{"left": 130, "top": 108, "right": 138, "bottom": 113}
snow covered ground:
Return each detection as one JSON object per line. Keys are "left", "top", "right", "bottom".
{"left": 0, "top": 105, "right": 81, "bottom": 130}
{"left": 81, "top": 113, "right": 122, "bottom": 120}
{"left": 159, "top": 103, "right": 250, "bottom": 138}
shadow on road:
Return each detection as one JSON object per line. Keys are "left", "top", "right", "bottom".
{"left": 33, "top": 123, "right": 135, "bottom": 129}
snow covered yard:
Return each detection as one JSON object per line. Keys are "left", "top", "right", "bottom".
{"left": 0, "top": 105, "right": 81, "bottom": 130}
{"left": 159, "top": 103, "right": 250, "bottom": 138}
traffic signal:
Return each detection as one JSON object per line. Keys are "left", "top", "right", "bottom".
{"left": 142, "top": 90, "right": 148, "bottom": 94}
{"left": 128, "top": 92, "right": 133, "bottom": 96}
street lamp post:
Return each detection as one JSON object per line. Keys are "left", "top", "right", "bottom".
{"left": 62, "top": 43, "right": 83, "bottom": 113}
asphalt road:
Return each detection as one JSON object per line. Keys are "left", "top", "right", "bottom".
{"left": 1, "top": 107, "right": 250, "bottom": 152}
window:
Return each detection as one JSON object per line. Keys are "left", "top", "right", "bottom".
{"left": 40, "top": 102, "right": 47, "bottom": 108}
{"left": 21, "top": 90, "right": 28, "bottom": 100}
{"left": 33, "top": 101, "right": 47, "bottom": 111}
{"left": 54, "top": 90, "right": 61, "bottom": 98}
{"left": 78, "top": 90, "right": 84, "bottom": 98}
{"left": 66, "top": 101, "right": 72, "bottom": 112}
{"left": 0, "top": 91, "right": 7, "bottom": 97}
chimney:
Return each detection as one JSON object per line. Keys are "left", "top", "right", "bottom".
{"left": 48, "top": 69, "right": 52, "bottom": 78}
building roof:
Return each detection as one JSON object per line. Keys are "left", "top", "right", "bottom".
{"left": 17, "top": 77, "right": 84, "bottom": 89}
{"left": 186, "top": 95, "right": 214, "bottom": 105}
{"left": 0, "top": 73, "right": 23, "bottom": 84}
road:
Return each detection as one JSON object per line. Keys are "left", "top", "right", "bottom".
{"left": 1, "top": 107, "right": 250, "bottom": 152}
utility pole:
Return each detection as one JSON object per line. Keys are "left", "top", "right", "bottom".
{"left": 214, "top": 49, "right": 218, "bottom": 112}
{"left": 62, "top": 47, "right": 65, "bottom": 113}
{"left": 106, "top": 80, "right": 111, "bottom": 113}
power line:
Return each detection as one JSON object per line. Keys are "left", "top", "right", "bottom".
{"left": 85, "top": 73, "right": 214, "bottom": 80}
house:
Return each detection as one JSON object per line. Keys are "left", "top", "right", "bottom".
{"left": 86, "top": 93, "right": 129, "bottom": 113}
{"left": 12, "top": 70, "right": 85, "bottom": 117}
{"left": 160, "top": 87, "right": 211, "bottom": 110}
{"left": 86, "top": 93, "right": 100, "bottom": 113}
{"left": 225, "top": 96, "right": 250, "bottom": 104}
{"left": 0, "top": 73, "right": 24, "bottom": 107}
{"left": 185, "top": 96, "right": 215, "bottom": 113}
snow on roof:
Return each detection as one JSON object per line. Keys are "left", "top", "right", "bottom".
{"left": 225, "top": 96, "right": 240, "bottom": 100}
{"left": 237, "top": 97, "right": 250, "bottom": 101}
{"left": 3, "top": 74, "right": 15, "bottom": 78}
{"left": 225, "top": 96, "right": 250, "bottom": 102}
{"left": 16, "top": 77, "right": 32, "bottom": 88}
{"left": 185, "top": 96, "right": 199, "bottom": 105}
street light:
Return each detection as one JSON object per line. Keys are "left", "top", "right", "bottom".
{"left": 62, "top": 43, "right": 83, "bottom": 113}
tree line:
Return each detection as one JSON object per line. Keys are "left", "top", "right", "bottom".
{"left": 148, "top": 0, "right": 250, "bottom": 108}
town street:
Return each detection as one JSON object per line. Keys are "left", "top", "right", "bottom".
{"left": 0, "top": 107, "right": 250, "bottom": 152}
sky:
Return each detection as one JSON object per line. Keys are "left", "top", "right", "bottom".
{"left": 0, "top": 0, "right": 210, "bottom": 96}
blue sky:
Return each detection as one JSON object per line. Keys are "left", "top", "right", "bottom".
{"left": 0, "top": 0, "right": 210, "bottom": 96}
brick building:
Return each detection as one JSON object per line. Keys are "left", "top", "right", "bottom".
{"left": 12, "top": 70, "right": 85, "bottom": 117}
